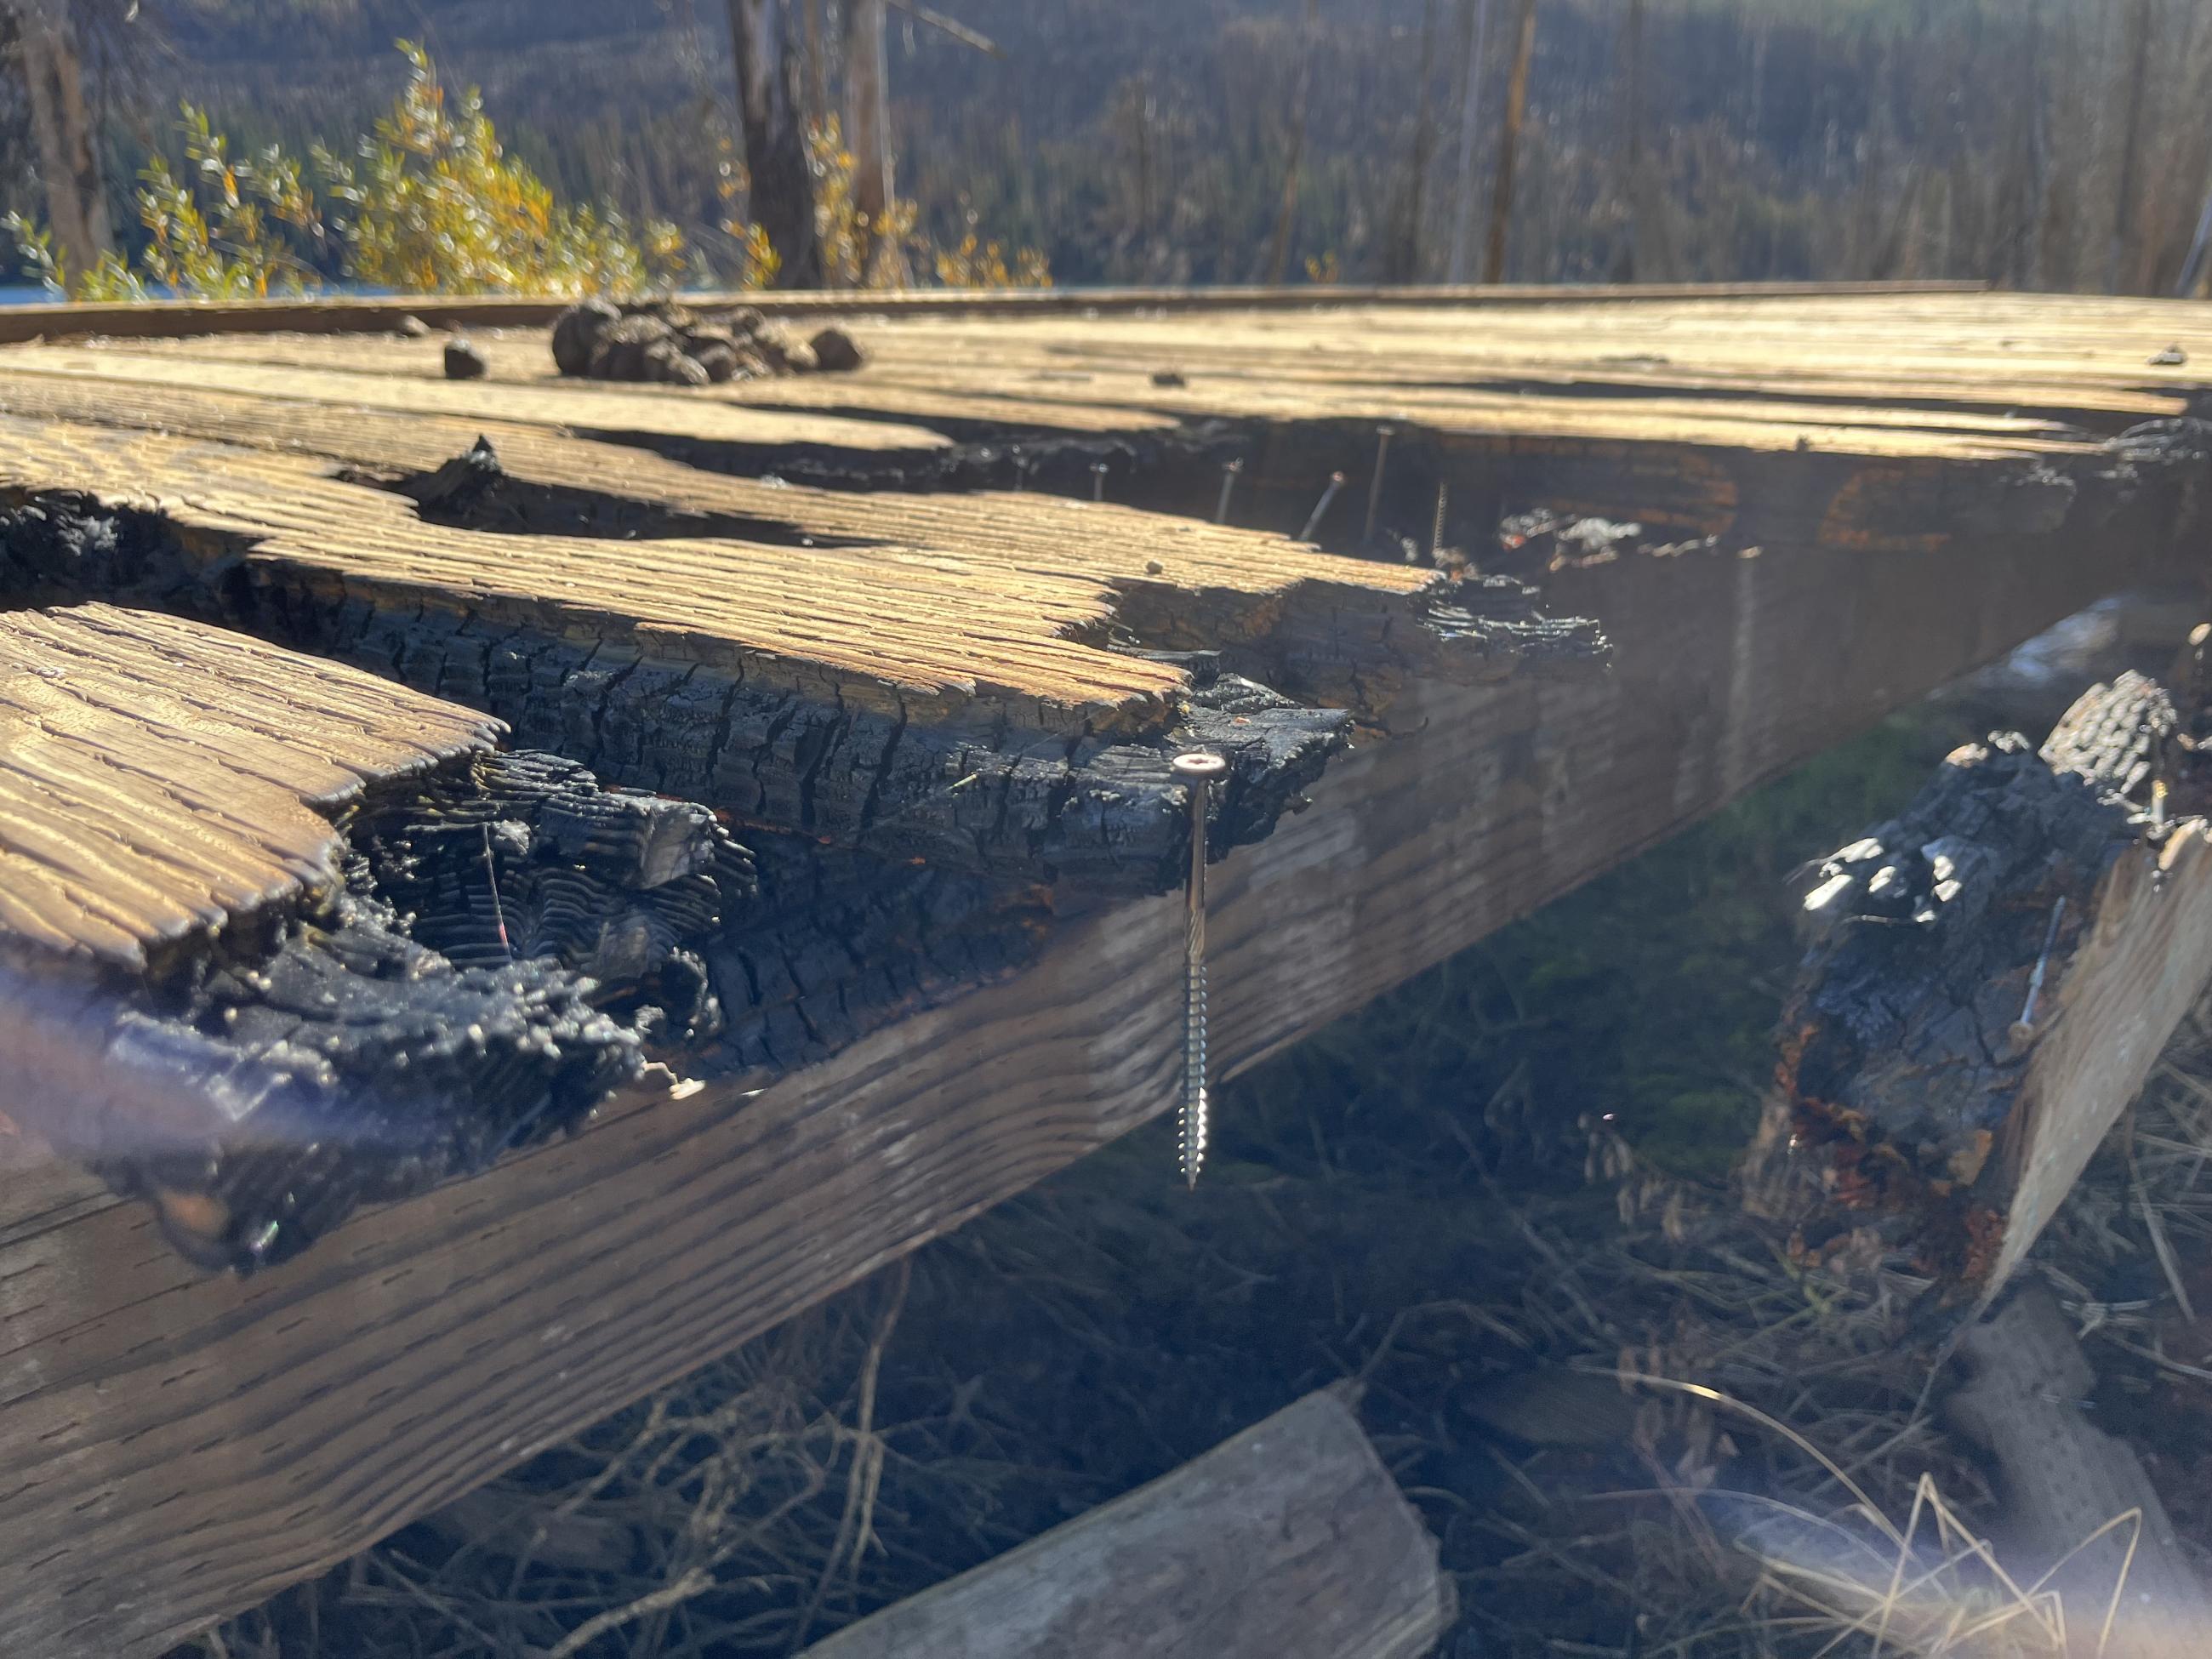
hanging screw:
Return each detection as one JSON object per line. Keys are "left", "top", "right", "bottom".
{"left": 1091, "top": 460, "right": 1109, "bottom": 502}
{"left": 1172, "top": 750, "right": 1229, "bottom": 1189}
{"left": 1362, "top": 425, "right": 1395, "bottom": 545}
{"left": 1300, "top": 470, "right": 1347, "bottom": 542}
{"left": 1011, "top": 448, "right": 1029, "bottom": 492}
{"left": 1431, "top": 480, "right": 1450, "bottom": 561}
{"left": 2009, "top": 896, "right": 2067, "bottom": 1047}
{"left": 1215, "top": 458, "right": 1242, "bottom": 525}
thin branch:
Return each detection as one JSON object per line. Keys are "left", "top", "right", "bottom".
{"left": 887, "top": 0, "right": 1001, "bottom": 59}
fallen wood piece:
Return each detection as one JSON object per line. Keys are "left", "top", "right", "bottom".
{"left": 1946, "top": 1283, "right": 2212, "bottom": 1659}
{"left": 797, "top": 1388, "right": 1454, "bottom": 1659}
{"left": 1762, "top": 644, "right": 2212, "bottom": 1303}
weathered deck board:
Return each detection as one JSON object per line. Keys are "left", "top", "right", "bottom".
{"left": 0, "top": 288, "right": 2207, "bottom": 1656}
{"left": 0, "top": 604, "right": 497, "bottom": 970}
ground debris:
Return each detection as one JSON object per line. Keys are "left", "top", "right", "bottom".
{"left": 550, "top": 297, "right": 853, "bottom": 385}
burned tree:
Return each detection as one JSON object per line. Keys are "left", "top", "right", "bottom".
{"left": 7, "top": 0, "right": 117, "bottom": 277}
{"left": 727, "top": 0, "right": 823, "bottom": 288}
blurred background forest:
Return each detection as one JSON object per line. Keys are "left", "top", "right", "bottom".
{"left": 4, "top": 0, "right": 2212, "bottom": 296}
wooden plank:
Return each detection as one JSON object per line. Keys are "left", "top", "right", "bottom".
{"left": 0, "top": 279, "right": 1993, "bottom": 345}
{"left": 797, "top": 1388, "right": 1454, "bottom": 1659}
{"left": 0, "top": 604, "right": 497, "bottom": 971}
{"left": 0, "top": 419, "right": 2192, "bottom": 1655}
{"left": 1947, "top": 1285, "right": 2212, "bottom": 1659}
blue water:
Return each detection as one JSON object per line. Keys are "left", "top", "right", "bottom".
{"left": 0, "top": 285, "right": 51, "bottom": 305}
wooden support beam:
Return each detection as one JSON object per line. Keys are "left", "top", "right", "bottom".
{"left": 2, "top": 435, "right": 2192, "bottom": 1655}
{"left": 797, "top": 1388, "right": 1453, "bottom": 1659}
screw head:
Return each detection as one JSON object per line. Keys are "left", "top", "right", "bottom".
{"left": 1172, "top": 750, "right": 1229, "bottom": 780}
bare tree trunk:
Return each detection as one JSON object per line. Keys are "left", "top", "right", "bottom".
{"left": 1263, "top": 0, "right": 1319, "bottom": 285}
{"left": 1614, "top": 0, "right": 1643, "bottom": 281}
{"left": 1445, "top": 0, "right": 1491, "bottom": 283}
{"left": 1481, "top": 0, "right": 1537, "bottom": 285}
{"left": 1385, "top": 0, "right": 1439, "bottom": 283}
{"left": 728, "top": 0, "right": 823, "bottom": 288}
{"left": 2179, "top": 180, "right": 2212, "bottom": 296}
{"left": 844, "top": 0, "right": 901, "bottom": 282}
{"left": 803, "top": 0, "right": 827, "bottom": 132}
{"left": 14, "top": 0, "right": 116, "bottom": 281}
{"left": 2107, "top": 0, "right": 2153, "bottom": 294}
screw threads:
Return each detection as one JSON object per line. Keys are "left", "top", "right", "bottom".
{"left": 1172, "top": 750, "right": 1229, "bottom": 1189}
{"left": 1181, "top": 887, "right": 1210, "bottom": 1187}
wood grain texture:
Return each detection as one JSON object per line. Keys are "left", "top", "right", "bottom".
{"left": 0, "top": 288, "right": 2205, "bottom": 1655}
{"left": 1993, "top": 823, "right": 2212, "bottom": 1293}
{"left": 58, "top": 289, "right": 2212, "bottom": 451}
{"left": 0, "top": 604, "right": 497, "bottom": 971}
{"left": 0, "top": 413, "right": 1489, "bottom": 731}
{"left": 1948, "top": 1285, "right": 2212, "bottom": 1659}
{"left": 1771, "top": 664, "right": 2212, "bottom": 1303}
{"left": 0, "top": 460, "right": 2187, "bottom": 1656}
{"left": 797, "top": 1388, "right": 1453, "bottom": 1659}
{"left": 0, "top": 279, "right": 1992, "bottom": 345}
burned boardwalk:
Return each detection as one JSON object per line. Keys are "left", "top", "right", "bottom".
{"left": 0, "top": 284, "right": 2208, "bottom": 1656}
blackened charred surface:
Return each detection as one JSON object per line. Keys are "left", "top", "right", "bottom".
{"left": 226, "top": 576, "right": 1354, "bottom": 897}
{"left": 352, "top": 750, "right": 759, "bottom": 1046}
{"left": 375, "top": 437, "right": 884, "bottom": 549}
{"left": 615, "top": 418, "right": 1251, "bottom": 511}
{"left": 368, "top": 442, "right": 1606, "bottom": 715}
{"left": 16, "top": 734, "right": 1066, "bottom": 1273}
{"left": 702, "top": 832, "right": 1052, "bottom": 1075}
{"left": 1762, "top": 674, "right": 2190, "bottom": 1291}
{"left": 74, "top": 884, "right": 646, "bottom": 1274}
{"left": 0, "top": 488, "right": 1394, "bottom": 897}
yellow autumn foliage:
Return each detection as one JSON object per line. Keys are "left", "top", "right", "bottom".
{"left": 9, "top": 43, "right": 1048, "bottom": 300}
{"left": 10, "top": 41, "right": 698, "bottom": 301}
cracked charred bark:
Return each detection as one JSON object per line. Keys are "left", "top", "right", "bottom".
{"left": 1762, "top": 646, "right": 2212, "bottom": 1307}
{"left": 727, "top": 0, "right": 823, "bottom": 288}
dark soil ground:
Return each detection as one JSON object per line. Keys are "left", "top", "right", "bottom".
{"left": 183, "top": 592, "right": 2212, "bottom": 1659}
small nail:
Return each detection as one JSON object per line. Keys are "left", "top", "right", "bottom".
{"left": 1431, "top": 480, "right": 1450, "bottom": 560}
{"left": 1300, "top": 470, "right": 1347, "bottom": 542}
{"left": 1215, "top": 458, "right": 1242, "bottom": 525}
{"left": 2010, "top": 896, "right": 2067, "bottom": 1046}
{"left": 1363, "top": 425, "right": 1394, "bottom": 544}
{"left": 1092, "top": 461, "right": 1108, "bottom": 502}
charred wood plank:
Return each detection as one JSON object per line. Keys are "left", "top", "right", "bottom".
{"left": 796, "top": 1388, "right": 1454, "bottom": 1659}
{"left": 0, "top": 607, "right": 1053, "bottom": 1272}
{"left": 0, "top": 419, "right": 1603, "bottom": 896}
{"left": 1765, "top": 654, "right": 2212, "bottom": 1303}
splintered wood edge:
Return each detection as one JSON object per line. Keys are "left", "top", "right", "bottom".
{"left": 1992, "top": 823, "right": 2212, "bottom": 1295}
{"left": 0, "top": 412, "right": 1500, "bottom": 736}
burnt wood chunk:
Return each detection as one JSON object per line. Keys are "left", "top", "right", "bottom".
{"left": 1764, "top": 662, "right": 2212, "bottom": 1303}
